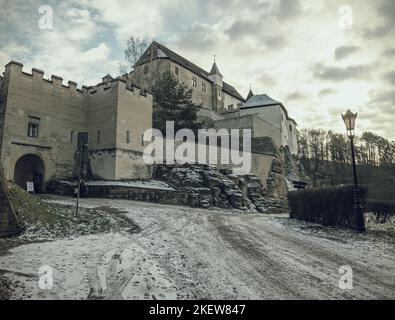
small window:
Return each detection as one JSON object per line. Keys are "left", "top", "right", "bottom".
{"left": 27, "top": 116, "right": 40, "bottom": 138}
{"left": 97, "top": 130, "right": 101, "bottom": 143}
{"left": 141, "top": 134, "right": 144, "bottom": 146}
{"left": 218, "top": 92, "right": 221, "bottom": 99}
{"left": 70, "top": 131, "right": 74, "bottom": 143}
{"left": 175, "top": 66, "right": 179, "bottom": 75}
{"left": 144, "top": 65, "right": 149, "bottom": 74}
{"left": 201, "top": 82, "right": 206, "bottom": 92}
{"left": 192, "top": 77, "right": 197, "bottom": 87}
{"left": 126, "top": 130, "right": 130, "bottom": 144}
{"left": 289, "top": 125, "right": 292, "bottom": 132}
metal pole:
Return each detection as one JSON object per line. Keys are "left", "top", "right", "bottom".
{"left": 75, "top": 143, "right": 84, "bottom": 218}
{"left": 349, "top": 136, "right": 365, "bottom": 232}
{"left": 75, "top": 178, "right": 80, "bottom": 218}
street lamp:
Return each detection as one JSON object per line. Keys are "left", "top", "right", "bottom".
{"left": 341, "top": 109, "right": 365, "bottom": 232}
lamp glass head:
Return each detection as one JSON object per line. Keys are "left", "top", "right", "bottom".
{"left": 342, "top": 109, "right": 357, "bottom": 131}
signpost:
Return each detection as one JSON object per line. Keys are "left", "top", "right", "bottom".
{"left": 26, "top": 181, "right": 35, "bottom": 194}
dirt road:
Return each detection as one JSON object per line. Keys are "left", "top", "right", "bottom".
{"left": 0, "top": 197, "right": 394, "bottom": 299}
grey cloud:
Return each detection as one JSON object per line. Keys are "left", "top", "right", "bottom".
{"left": 313, "top": 64, "right": 371, "bottom": 81}
{"left": 256, "top": 73, "right": 277, "bottom": 87}
{"left": 225, "top": 21, "right": 261, "bottom": 40}
{"left": 277, "top": 0, "right": 301, "bottom": 20}
{"left": 377, "top": 0, "right": 395, "bottom": 25}
{"left": 363, "top": 25, "right": 392, "bottom": 39}
{"left": 384, "top": 70, "right": 395, "bottom": 85}
{"left": 370, "top": 89, "right": 395, "bottom": 104}
{"left": 363, "top": 0, "right": 395, "bottom": 39}
{"left": 334, "top": 46, "right": 359, "bottom": 60}
{"left": 382, "top": 48, "right": 395, "bottom": 57}
{"left": 265, "top": 36, "right": 288, "bottom": 48}
{"left": 174, "top": 25, "right": 216, "bottom": 51}
{"left": 224, "top": 19, "right": 287, "bottom": 49}
{"left": 286, "top": 91, "right": 307, "bottom": 101}
{"left": 318, "top": 88, "right": 337, "bottom": 97}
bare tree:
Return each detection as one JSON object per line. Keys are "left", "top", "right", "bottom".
{"left": 119, "top": 35, "right": 149, "bottom": 74}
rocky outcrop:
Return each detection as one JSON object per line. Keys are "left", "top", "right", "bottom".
{"left": 154, "top": 164, "right": 277, "bottom": 213}
{"left": 263, "top": 157, "right": 289, "bottom": 213}
{"left": 155, "top": 164, "right": 257, "bottom": 212}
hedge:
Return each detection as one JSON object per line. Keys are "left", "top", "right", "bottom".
{"left": 366, "top": 199, "right": 395, "bottom": 223}
{"left": 288, "top": 185, "right": 367, "bottom": 228}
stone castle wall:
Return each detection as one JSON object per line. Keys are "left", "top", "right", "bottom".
{"left": 0, "top": 62, "right": 153, "bottom": 189}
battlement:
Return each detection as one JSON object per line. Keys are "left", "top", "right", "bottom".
{"left": 4, "top": 61, "right": 84, "bottom": 95}
{"left": 3, "top": 61, "right": 153, "bottom": 100}
{"left": 84, "top": 77, "right": 152, "bottom": 99}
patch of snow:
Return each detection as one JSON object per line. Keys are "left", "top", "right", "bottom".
{"left": 86, "top": 180, "right": 175, "bottom": 191}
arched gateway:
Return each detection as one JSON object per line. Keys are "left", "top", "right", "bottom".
{"left": 14, "top": 154, "right": 45, "bottom": 193}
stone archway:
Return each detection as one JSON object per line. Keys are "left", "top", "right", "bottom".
{"left": 14, "top": 154, "right": 45, "bottom": 193}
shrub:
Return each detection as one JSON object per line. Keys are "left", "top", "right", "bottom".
{"left": 366, "top": 199, "right": 395, "bottom": 223}
{"left": 288, "top": 185, "right": 367, "bottom": 229}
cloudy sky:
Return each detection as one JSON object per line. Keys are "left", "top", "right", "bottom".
{"left": 0, "top": 0, "right": 394, "bottom": 140}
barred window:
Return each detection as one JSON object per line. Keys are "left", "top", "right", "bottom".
{"left": 27, "top": 116, "right": 40, "bottom": 138}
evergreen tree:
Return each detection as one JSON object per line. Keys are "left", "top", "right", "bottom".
{"left": 152, "top": 70, "right": 202, "bottom": 135}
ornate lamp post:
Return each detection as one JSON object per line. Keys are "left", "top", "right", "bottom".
{"left": 341, "top": 110, "right": 365, "bottom": 232}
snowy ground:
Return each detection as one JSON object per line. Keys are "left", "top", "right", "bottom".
{"left": 0, "top": 196, "right": 394, "bottom": 300}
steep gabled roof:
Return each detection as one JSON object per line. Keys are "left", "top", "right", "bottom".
{"left": 241, "top": 94, "right": 281, "bottom": 108}
{"left": 209, "top": 61, "right": 223, "bottom": 77}
{"left": 241, "top": 94, "right": 297, "bottom": 125}
{"left": 136, "top": 41, "right": 245, "bottom": 102}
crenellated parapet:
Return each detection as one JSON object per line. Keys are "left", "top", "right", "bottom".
{"left": 4, "top": 61, "right": 84, "bottom": 95}
{"left": 3, "top": 61, "right": 154, "bottom": 101}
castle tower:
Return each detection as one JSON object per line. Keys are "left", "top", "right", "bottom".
{"left": 208, "top": 58, "right": 224, "bottom": 112}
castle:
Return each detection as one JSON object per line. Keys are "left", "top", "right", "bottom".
{"left": 0, "top": 41, "right": 298, "bottom": 193}
{"left": 130, "top": 41, "right": 298, "bottom": 155}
